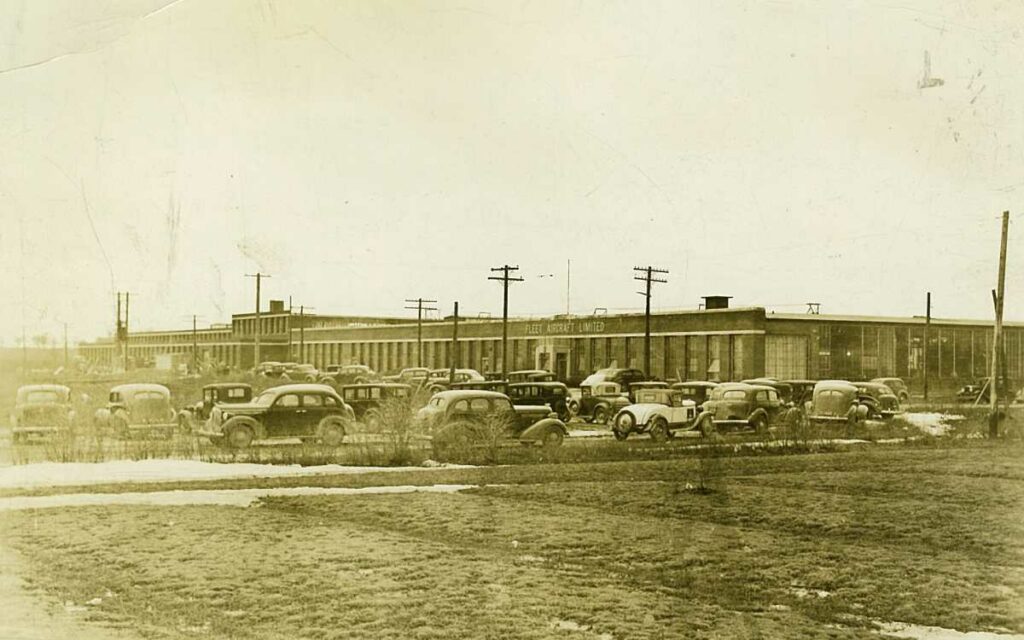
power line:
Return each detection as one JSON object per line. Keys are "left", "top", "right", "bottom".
{"left": 405, "top": 298, "right": 438, "bottom": 368}
{"left": 634, "top": 265, "right": 668, "bottom": 377}
{"left": 245, "top": 273, "right": 270, "bottom": 367}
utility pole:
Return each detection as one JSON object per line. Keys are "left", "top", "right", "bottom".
{"left": 449, "top": 301, "right": 460, "bottom": 384}
{"left": 116, "top": 292, "right": 122, "bottom": 370}
{"left": 405, "top": 297, "right": 438, "bottom": 367}
{"left": 245, "top": 273, "right": 270, "bottom": 368}
{"left": 566, "top": 259, "right": 571, "bottom": 316}
{"left": 191, "top": 315, "right": 198, "bottom": 374}
{"left": 634, "top": 266, "right": 668, "bottom": 377}
{"left": 924, "top": 292, "right": 931, "bottom": 401}
{"left": 123, "top": 291, "right": 130, "bottom": 372}
{"left": 489, "top": 265, "right": 523, "bottom": 379}
{"left": 63, "top": 322, "right": 68, "bottom": 370}
{"left": 297, "top": 305, "right": 315, "bottom": 363}
{"left": 989, "top": 211, "right": 1009, "bottom": 438}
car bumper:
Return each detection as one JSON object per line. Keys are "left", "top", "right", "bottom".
{"left": 13, "top": 426, "right": 62, "bottom": 435}
{"left": 712, "top": 419, "right": 751, "bottom": 427}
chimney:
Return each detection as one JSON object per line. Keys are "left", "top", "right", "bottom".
{"left": 701, "top": 296, "right": 732, "bottom": 310}
{"left": 269, "top": 300, "right": 285, "bottom": 313}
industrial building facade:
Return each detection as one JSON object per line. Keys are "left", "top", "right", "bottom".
{"left": 78, "top": 300, "right": 1023, "bottom": 391}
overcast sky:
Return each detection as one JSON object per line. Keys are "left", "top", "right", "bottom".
{"left": 1, "top": 0, "right": 1022, "bottom": 344}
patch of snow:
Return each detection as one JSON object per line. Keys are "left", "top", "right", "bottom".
{"left": 789, "top": 587, "right": 831, "bottom": 599}
{"left": 517, "top": 555, "right": 545, "bottom": 563}
{"left": 768, "top": 604, "right": 791, "bottom": 612}
{"left": 874, "top": 621, "right": 1024, "bottom": 640}
{"left": 568, "top": 429, "right": 611, "bottom": 438}
{"left": 0, "top": 459, "right": 476, "bottom": 490}
{"left": 0, "top": 484, "right": 479, "bottom": 511}
{"left": 899, "top": 413, "right": 965, "bottom": 436}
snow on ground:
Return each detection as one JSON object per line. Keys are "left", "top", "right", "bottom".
{"left": 0, "top": 459, "right": 475, "bottom": 491}
{"left": 0, "top": 484, "right": 479, "bottom": 511}
{"left": 874, "top": 621, "right": 1024, "bottom": 640}
{"left": 899, "top": 412, "right": 966, "bottom": 436}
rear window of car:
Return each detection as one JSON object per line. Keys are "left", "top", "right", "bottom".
{"left": 275, "top": 394, "right": 299, "bottom": 408}
{"left": 303, "top": 394, "right": 324, "bottom": 407}
{"left": 253, "top": 391, "right": 276, "bottom": 407}
{"left": 493, "top": 398, "right": 514, "bottom": 412}
{"left": 722, "top": 390, "right": 746, "bottom": 400}
{"left": 26, "top": 391, "right": 61, "bottom": 404}
{"left": 135, "top": 391, "right": 165, "bottom": 402}
{"left": 469, "top": 398, "right": 490, "bottom": 412}
{"left": 226, "top": 388, "right": 247, "bottom": 399}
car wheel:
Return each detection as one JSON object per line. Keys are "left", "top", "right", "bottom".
{"left": 364, "top": 409, "right": 382, "bottom": 431}
{"left": 225, "top": 425, "right": 254, "bottom": 449}
{"left": 567, "top": 400, "right": 579, "bottom": 417}
{"left": 615, "top": 411, "right": 635, "bottom": 435}
{"left": 592, "top": 406, "right": 609, "bottom": 426}
{"left": 112, "top": 414, "right": 130, "bottom": 440}
{"left": 751, "top": 415, "right": 768, "bottom": 435}
{"left": 177, "top": 413, "right": 192, "bottom": 434}
{"left": 699, "top": 415, "right": 716, "bottom": 437}
{"left": 541, "top": 428, "right": 564, "bottom": 447}
{"left": 319, "top": 419, "right": 346, "bottom": 447}
{"left": 649, "top": 418, "right": 669, "bottom": 443}
{"left": 612, "top": 428, "right": 629, "bottom": 441}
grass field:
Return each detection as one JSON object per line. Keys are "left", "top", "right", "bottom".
{"left": 1, "top": 444, "right": 1022, "bottom": 639}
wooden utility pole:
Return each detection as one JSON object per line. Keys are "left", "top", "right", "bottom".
{"left": 989, "top": 211, "right": 1009, "bottom": 438}
{"left": 405, "top": 297, "right": 438, "bottom": 367}
{"left": 489, "top": 265, "right": 523, "bottom": 379}
{"left": 63, "top": 322, "right": 68, "bottom": 369}
{"left": 123, "top": 292, "right": 130, "bottom": 372}
{"left": 634, "top": 266, "right": 668, "bottom": 377}
{"left": 192, "top": 315, "right": 198, "bottom": 374}
{"left": 245, "top": 273, "right": 270, "bottom": 368}
{"left": 924, "top": 292, "right": 930, "bottom": 400}
{"left": 449, "top": 301, "right": 460, "bottom": 384}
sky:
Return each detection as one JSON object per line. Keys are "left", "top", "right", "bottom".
{"left": 1, "top": 0, "right": 1023, "bottom": 345}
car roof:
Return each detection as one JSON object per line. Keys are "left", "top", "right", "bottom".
{"left": 262, "top": 383, "right": 341, "bottom": 395}
{"left": 341, "top": 383, "right": 411, "bottom": 389}
{"left": 509, "top": 381, "right": 566, "bottom": 388}
{"left": 673, "top": 381, "right": 719, "bottom": 388}
{"left": 814, "top": 380, "right": 858, "bottom": 391}
{"left": 18, "top": 384, "right": 71, "bottom": 393}
{"left": 432, "top": 390, "right": 510, "bottom": 400}
{"left": 204, "top": 382, "right": 252, "bottom": 390}
{"left": 111, "top": 383, "right": 171, "bottom": 394}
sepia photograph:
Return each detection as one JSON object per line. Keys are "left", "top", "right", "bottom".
{"left": 1, "top": 1, "right": 1023, "bottom": 638}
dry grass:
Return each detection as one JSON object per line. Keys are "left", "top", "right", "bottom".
{"left": 2, "top": 445, "right": 1023, "bottom": 639}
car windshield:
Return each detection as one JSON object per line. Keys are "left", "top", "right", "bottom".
{"left": 253, "top": 391, "right": 277, "bottom": 407}
{"left": 25, "top": 390, "right": 61, "bottom": 404}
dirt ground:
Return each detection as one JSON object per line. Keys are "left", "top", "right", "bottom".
{"left": 0, "top": 444, "right": 1022, "bottom": 639}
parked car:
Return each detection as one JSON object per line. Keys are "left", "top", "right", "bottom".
{"left": 197, "top": 383, "right": 355, "bottom": 449}
{"left": 11, "top": 384, "right": 75, "bottom": 443}
{"left": 507, "top": 381, "right": 571, "bottom": 421}
{"left": 580, "top": 368, "right": 647, "bottom": 389}
{"left": 424, "top": 369, "right": 485, "bottom": 394}
{"left": 570, "top": 382, "right": 631, "bottom": 425}
{"left": 382, "top": 367, "right": 431, "bottom": 386}
{"left": 853, "top": 381, "right": 900, "bottom": 418}
{"left": 696, "top": 382, "right": 799, "bottom": 435}
{"left": 625, "top": 380, "right": 669, "bottom": 402}
{"left": 742, "top": 378, "right": 794, "bottom": 404}
{"left": 671, "top": 381, "right": 720, "bottom": 407}
{"left": 871, "top": 377, "right": 909, "bottom": 402}
{"left": 783, "top": 379, "right": 817, "bottom": 407}
{"left": 955, "top": 377, "right": 1016, "bottom": 404}
{"left": 322, "top": 364, "right": 378, "bottom": 385}
{"left": 178, "top": 382, "right": 253, "bottom": 431}
{"left": 94, "top": 383, "right": 179, "bottom": 439}
{"left": 416, "top": 390, "right": 568, "bottom": 450}
{"left": 806, "top": 380, "right": 871, "bottom": 424}
{"left": 450, "top": 380, "right": 510, "bottom": 394}
{"left": 339, "top": 383, "right": 412, "bottom": 429}
{"left": 254, "top": 361, "right": 287, "bottom": 377}
{"left": 282, "top": 363, "right": 319, "bottom": 382}
{"left": 612, "top": 388, "right": 699, "bottom": 442}
{"left": 507, "top": 370, "right": 556, "bottom": 383}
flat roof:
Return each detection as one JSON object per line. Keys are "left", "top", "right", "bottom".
{"left": 768, "top": 312, "right": 1024, "bottom": 328}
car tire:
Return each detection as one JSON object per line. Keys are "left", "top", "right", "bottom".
{"left": 751, "top": 415, "right": 768, "bottom": 435}
{"left": 319, "top": 418, "right": 346, "bottom": 447}
{"left": 364, "top": 409, "right": 382, "bottom": 431}
{"left": 225, "top": 424, "right": 255, "bottom": 449}
{"left": 649, "top": 418, "right": 669, "bottom": 443}
{"left": 699, "top": 415, "right": 716, "bottom": 437}
{"left": 615, "top": 411, "right": 635, "bottom": 435}
{"left": 567, "top": 400, "right": 579, "bottom": 417}
{"left": 541, "top": 428, "right": 564, "bottom": 447}
{"left": 177, "top": 413, "right": 192, "bottom": 434}
{"left": 112, "top": 414, "right": 130, "bottom": 440}
{"left": 592, "top": 406, "right": 609, "bottom": 426}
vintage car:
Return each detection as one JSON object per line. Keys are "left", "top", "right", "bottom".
{"left": 424, "top": 369, "right": 485, "bottom": 394}
{"left": 507, "top": 381, "right": 571, "bottom": 421}
{"left": 580, "top": 368, "right": 647, "bottom": 389}
{"left": 954, "top": 377, "right": 1017, "bottom": 404}
{"left": 94, "top": 383, "right": 179, "bottom": 439}
{"left": 806, "top": 380, "right": 871, "bottom": 424}
{"left": 612, "top": 388, "right": 699, "bottom": 442}
{"left": 282, "top": 363, "right": 319, "bottom": 382}
{"left": 382, "top": 367, "right": 431, "bottom": 386}
{"left": 254, "top": 361, "right": 287, "bottom": 377}
{"left": 339, "top": 383, "right": 412, "bottom": 429}
{"left": 569, "top": 382, "right": 631, "bottom": 425}
{"left": 696, "top": 382, "right": 798, "bottom": 435}
{"left": 507, "top": 369, "right": 556, "bottom": 383}
{"left": 322, "top": 364, "right": 379, "bottom": 385}
{"left": 178, "top": 382, "right": 253, "bottom": 431}
{"left": 853, "top": 381, "right": 900, "bottom": 418}
{"left": 742, "top": 378, "right": 794, "bottom": 404}
{"left": 671, "top": 381, "right": 720, "bottom": 407}
{"left": 871, "top": 377, "right": 909, "bottom": 402}
{"left": 415, "top": 390, "right": 568, "bottom": 449}
{"left": 11, "top": 384, "right": 75, "bottom": 442}
{"left": 197, "top": 383, "right": 355, "bottom": 449}
{"left": 625, "top": 380, "right": 670, "bottom": 401}
{"left": 783, "top": 379, "right": 817, "bottom": 407}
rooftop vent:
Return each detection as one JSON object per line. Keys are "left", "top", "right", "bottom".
{"left": 701, "top": 296, "right": 732, "bottom": 310}
{"left": 269, "top": 300, "right": 285, "bottom": 313}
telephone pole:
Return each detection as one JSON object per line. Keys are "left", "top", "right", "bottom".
{"left": 489, "top": 265, "right": 523, "bottom": 379}
{"left": 297, "top": 305, "right": 315, "bottom": 363}
{"left": 989, "top": 211, "right": 1009, "bottom": 438}
{"left": 924, "top": 292, "right": 931, "bottom": 401}
{"left": 123, "top": 292, "right": 130, "bottom": 372}
{"left": 449, "top": 301, "right": 460, "bottom": 383}
{"left": 405, "top": 297, "right": 438, "bottom": 368}
{"left": 245, "top": 273, "right": 270, "bottom": 368}
{"left": 634, "top": 266, "right": 668, "bottom": 377}
{"left": 192, "top": 314, "right": 198, "bottom": 374}
{"left": 63, "top": 322, "right": 68, "bottom": 370}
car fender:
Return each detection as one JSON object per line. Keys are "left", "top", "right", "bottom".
{"left": 695, "top": 409, "right": 714, "bottom": 425}
{"left": 520, "top": 418, "right": 568, "bottom": 442}
{"left": 747, "top": 407, "right": 769, "bottom": 424}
